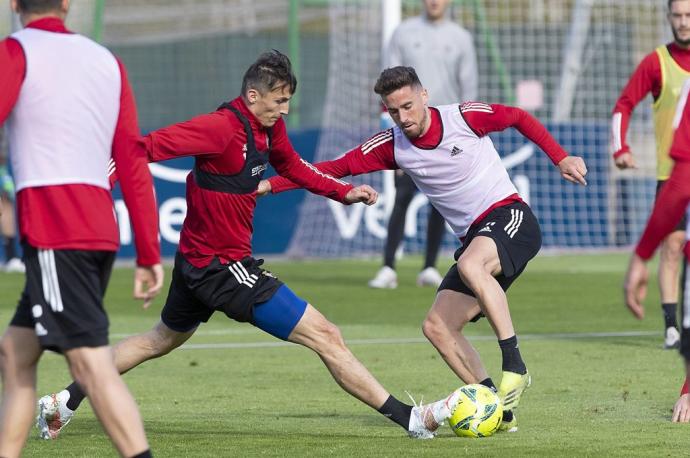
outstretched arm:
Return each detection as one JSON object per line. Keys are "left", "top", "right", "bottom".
{"left": 142, "top": 111, "right": 238, "bottom": 162}
{"left": 266, "top": 129, "right": 396, "bottom": 195}
{"left": 461, "top": 103, "right": 587, "bottom": 185}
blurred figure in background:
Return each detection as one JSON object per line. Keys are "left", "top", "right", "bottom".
{"left": 612, "top": 0, "right": 690, "bottom": 349}
{"left": 0, "top": 125, "right": 24, "bottom": 273}
{"left": 369, "top": 0, "right": 478, "bottom": 289}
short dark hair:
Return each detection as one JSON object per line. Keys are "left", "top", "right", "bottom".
{"left": 374, "top": 66, "right": 422, "bottom": 97}
{"left": 17, "top": 0, "right": 63, "bottom": 14}
{"left": 241, "top": 50, "right": 297, "bottom": 96}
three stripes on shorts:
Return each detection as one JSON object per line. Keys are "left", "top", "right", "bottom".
{"left": 228, "top": 262, "right": 258, "bottom": 288}
{"left": 38, "top": 249, "right": 64, "bottom": 313}
{"left": 504, "top": 209, "right": 524, "bottom": 239}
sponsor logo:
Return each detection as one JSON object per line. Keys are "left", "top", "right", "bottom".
{"left": 251, "top": 164, "right": 267, "bottom": 177}
{"left": 450, "top": 145, "right": 463, "bottom": 157}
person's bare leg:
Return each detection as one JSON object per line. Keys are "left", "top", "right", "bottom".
{"left": 456, "top": 236, "right": 514, "bottom": 339}
{"left": 0, "top": 326, "right": 42, "bottom": 458}
{"left": 65, "top": 346, "right": 149, "bottom": 457}
{"left": 422, "top": 290, "right": 488, "bottom": 383}
{"left": 59, "top": 321, "right": 195, "bottom": 411}
{"left": 288, "top": 304, "right": 389, "bottom": 408}
{"left": 659, "top": 231, "right": 685, "bottom": 304}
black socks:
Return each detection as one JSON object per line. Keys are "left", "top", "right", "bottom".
{"left": 498, "top": 335, "right": 527, "bottom": 375}
{"left": 65, "top": 382, "right": 87, "bottom": 411}
{"left": 662, "top": 303, "right": 678, "bottom": 329}
{"left": 377, "top": 395, "right": 413, "bottom": 429}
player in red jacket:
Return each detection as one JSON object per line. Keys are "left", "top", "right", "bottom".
{"left": 37, "top": 51, "right": 461, "bottom": 442}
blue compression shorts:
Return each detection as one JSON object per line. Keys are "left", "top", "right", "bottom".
{"left": 252, "top": 285, "right": 308, "bottom": 340}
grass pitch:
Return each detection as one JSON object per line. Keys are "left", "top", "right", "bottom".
{"left": 2, "top": 253, "right": 689, "bottom": 457}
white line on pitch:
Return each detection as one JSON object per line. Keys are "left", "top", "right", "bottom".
{"left": 174, "top": 330, "right": 660, "bottom": 350}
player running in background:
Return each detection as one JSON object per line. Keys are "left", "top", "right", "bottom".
{"left": 368, "top": 0, "right": 478, "bottom": 290}
{"left": 624, "top": 78, "right": 690, "bottom": 424}
{"left": 612, "top": 0, "right": 690, "bottom": 349}
{"left": 263, "top": 66, "right": 588, "bottom": 433}
{"left": 38, "top": 51, "right": 460, "bottom": 441}
{"left": 0, "top": 1, "right": 164, "bottom": 457}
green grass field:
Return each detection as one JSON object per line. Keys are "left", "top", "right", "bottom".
{"left": 2, "top": 253, "right": 690, "bottom": 457}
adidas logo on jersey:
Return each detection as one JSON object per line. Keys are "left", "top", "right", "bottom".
{"left": 478, "top": 222, "right": 495, "bottom": 233}
{"left": 451, "top": 146, "right": 463, "bottom": 157}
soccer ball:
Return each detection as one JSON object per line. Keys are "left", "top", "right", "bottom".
{"left": 448, "top": 384, "right": 503, "bottom": 438}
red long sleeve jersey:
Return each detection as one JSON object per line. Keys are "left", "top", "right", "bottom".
{"left": 0, "top": 18, "right": 159, "bottom": 266}
{"left": 141, "top": 97, "right": 353, "bottom": 267}
{"left": 636, "top": 81, "right": 690, "bottom": 260}
{"left": 269, "top": 103, "right": 567, "bottom": 232}
{"left": 611, "top": 43, "right": 690, "bottom": 158}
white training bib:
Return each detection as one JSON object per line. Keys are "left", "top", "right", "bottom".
{"left": 8, "top": 28, "right": 120, "bottom": 191}
{"left": 393, "top": 104, "right": 518, "bottom": 238}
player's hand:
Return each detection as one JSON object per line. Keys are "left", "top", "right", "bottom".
{"left": 133, "top": 263, "right": 165, "bottom": 309}
{"left": 557, "top": 156, "right": 588, "bottom": 186}
{"left": 344, "top": 184, "right": 378, "bottom": 205}
{"left": 623, "top": 254, "right": 648, "bottom": 320}
{"left": 257, "top": 179, "right": 271, "bottom": 197}
{"left": 672, "top": 393, "right": 690, "bottom": 423}
{"left": 614, "top": 152, "right": 637, "bottom": 170}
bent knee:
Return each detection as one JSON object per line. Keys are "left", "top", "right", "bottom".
{"left": 310, "top": 319, "right": 347, "bottom": 353}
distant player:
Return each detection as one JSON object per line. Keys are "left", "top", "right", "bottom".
{"left": 37, "top": 51, "right": 460, "bottom": 441}
{"left": 369, "top": 0, "right": 478, "bottom": 290}
{"left": 624, "top": 77, "right": 690, "bottom": 424}
{"left": 0, "top": 1, "right": 163, "bottom": 457}
{"left": 0, "top": 126, "right": 24, "bottom": 273}
{"left": 612, "top": 0, "right": 690, "bottom": 349}
{"left": 262, "top": 66, "right": 588, "bottom": 432}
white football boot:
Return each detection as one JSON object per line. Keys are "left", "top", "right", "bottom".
{"left": 4, "top": 258, "right": 25, "bottom": 274}
{"left": 664, "top": 326, "right": 681, "bottom": 349}
{"left": 407, "top": 389, "right": 461, "bottom": 439}
{"left": 36, "top": 390, "right": 74, "bottom": 440}
{"left": 368, "top": 266, "right": 398, "bottom": 289}
{"left": 416, "top": 267, "right": 443, "bottom": 287}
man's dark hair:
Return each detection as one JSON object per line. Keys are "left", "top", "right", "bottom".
{"left": 17, "top": 0, "right": 63, "bottom": 14}
{"left": 374, "top": 66, "right": 423, "bottom": 96}
{"left": 241, "top": 50, "right": 297, "bottom": 96}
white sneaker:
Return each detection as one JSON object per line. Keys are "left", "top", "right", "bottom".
{"left": 4, "top": 257, "right": 25, "bottom": 274}
{"left": 36, "top": 390, "right": 74, "bottom": 440}
{"left": 368, "top": 266, "right": 398, "bottom": 289}
{"left": 664, "top": 327, "right": 681, "bottom": 349}
{"left": 416, "top": 267, "right": 443, "bottom": 287}
{"left": 407, "top": 389, "right": 461, "bottom": 439}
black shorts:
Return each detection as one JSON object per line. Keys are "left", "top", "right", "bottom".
{"left": 10, "top": 243, "right": 114, "bottom": 352}
{"left": 438, "top": 201, "right": 542, "bottom": 322}
{"left": 657, "top": 180, "right": 687, "bottom": 232}
{"left": 161, "top": 252, "right": 284, "bottom": 332}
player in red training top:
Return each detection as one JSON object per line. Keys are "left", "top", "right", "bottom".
{"left": 0, "top": 1, "right": 163, "bottom": 457}
{"left": 262, "top": 66, "right": 588, "bottom": 432}
{"left": 38, "top": 51, "right": 463, "bottom": 441}
{"left": 612, "top": 0, "right": 690, "bottom": 349}
{"left": 624, "top": 78, "right": 690, "bottom": 423}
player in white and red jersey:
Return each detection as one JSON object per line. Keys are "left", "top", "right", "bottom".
{"left": 625, "top": 78, "right": 690, "bottom": 423}
{"left": 38, "top": 51, "right": 462, "bottom": 441}
{"left": 0, "top": 1, "right": 163, "bottom": 457}
{"left": 612, "top": 0, "right": 690, "bottom": 349}
{"left": 264, "top": 66, "right": 588, "bottom": 432}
